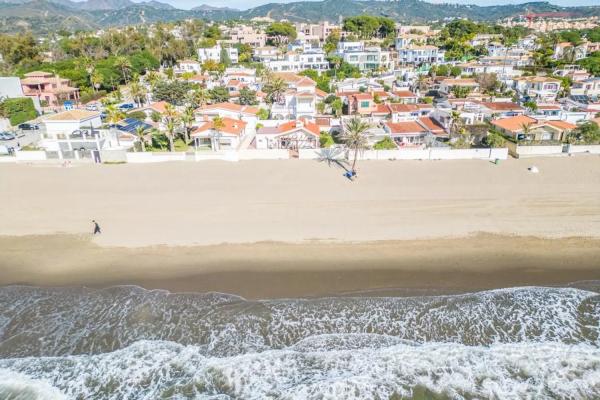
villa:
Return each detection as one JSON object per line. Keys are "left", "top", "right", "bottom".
{"left": 191, "top": 117, "right": 247, "bottom": 151}
{"left": 491, "top": 115, "right": 576, "bottom": 141}
{"left": 21, "top": 71, "right": 80, "bottom": 108}
{"left": 255, "top": 119, "right": 320, "bottom": 150}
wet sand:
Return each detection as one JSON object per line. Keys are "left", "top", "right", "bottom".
{"left": 2, "top": 234, "right": 600, "bottom": 299}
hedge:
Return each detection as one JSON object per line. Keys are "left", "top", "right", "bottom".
{"left": 0, "top": 97, "right": 38, "bottom": 126}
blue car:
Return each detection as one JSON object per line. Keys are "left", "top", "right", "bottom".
{"left": 119, "top": 103, "right": 135, "bottom": 110}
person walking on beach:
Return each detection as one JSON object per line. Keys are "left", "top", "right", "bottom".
{"left": 92, "top": 220, "right": 101, "bottom": 235}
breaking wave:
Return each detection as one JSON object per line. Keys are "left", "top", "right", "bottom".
{"left": 0, "top": 285, "right": 599, "bottom": 399}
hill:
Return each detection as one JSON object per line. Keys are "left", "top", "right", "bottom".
{"left": 1, "top": 0, "right": 599, "bottom": 34}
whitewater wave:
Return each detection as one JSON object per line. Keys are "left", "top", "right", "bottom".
{"left": 1, "top": 338, "right": 599, "bottom": 400}
{"left": 0, "top": 286, "right": 598, "bottom": 358}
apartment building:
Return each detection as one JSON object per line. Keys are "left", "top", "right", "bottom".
{"left": 266, "top": 49, "right": 329, "bottom": 73}
{"left": 198, "top": 45, "right": 239, "bottom": 64}
{"left": 397, "top": 45, "right": 445, "bottom": 65}
{"left": 21, "top": 71, "right": 79, "bottom": 108}
{"left": 336, "top": 42, "right": 393, "bottom": 72}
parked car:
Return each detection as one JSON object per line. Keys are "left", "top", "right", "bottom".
{"left": 86, "top": 104, "right": 99, "bottom": 111}
{"left": 18, "top": 123, "right": 39, "bottom": 130}
{"left": 0, "top": 145, "right": 9, "bottom": 155}
{"left": 0, "top": 132, "right": 16, "bottom": 141}
{"left": 118, "top": 103, "right": 135, "bottom": 110}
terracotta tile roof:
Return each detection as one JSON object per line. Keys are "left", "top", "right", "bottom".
{"left": 537, "top": 104, "right": 561, "bottom": 110}
{"left": 150, "top": 101, "right": 169, "bottom": 114}
{"left": 490, "top": 115, "right": 537, "bottom": 133}
{"left": 258, "top": 119, "right": 320, "bottom": 136}
{"left": 440, "top": 78, "right": 479, "bottom": 86}
{"left": 480, "top": 102, "right": 524, "bottom": 111}
{"left": 393, "top": 90, "right": 417, "bottom": 98}
{"left": 388, "top": 103, "right": 419, "bottom": 113}
{"left": 373, "top": 104, "right": 391, "bottom": 115}
{"left": 418, "top": 117, "right": 445, "bottom": 133}
{"left": 315, "top": 88, "right": 328, "bottom": 98}
{"left": 297, "top": 77, "right": 316, "bottom": 87}
{"left": 192, "top": 117, "right": 247, "bottom": 136}
{"left": 352, "top": 93, "right": 373, "bottom": 100}
{"left": 44, "top": 110, "right": 100, "bottom": 121}
{"left": 198, "top": 102, "right": 259, "bottom": 115}
{"left": 546, "top": 120, "right": 576, "bottom": 130}
{"left": 385, "top": 121, "right": 427, "bottom": 135}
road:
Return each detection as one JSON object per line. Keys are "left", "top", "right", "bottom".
{"left": 0, "top": 127, "right": 42, "bottom": 151}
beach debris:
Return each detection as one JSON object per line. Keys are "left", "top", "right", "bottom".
{"left": 528, "top": 166, "right": 539, "bottom": 173}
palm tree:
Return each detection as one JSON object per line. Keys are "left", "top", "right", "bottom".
{"left": 341, "top": 116, "right": 371, "bottom": 175}
{"left": 263, "top": 76, "right": 286, "bottom": 105}
{"left": 211, "top": 116, "right": 225, "bottom": 151}
{"left": 114, "top": 56, "right": 132, "bottom": 84}
{"left": 105, "top": 104, "right": 125, "bottom": 147}
{"left": 163, "top": 103, "right": 179, "bottom": 152}
{"left": 135, "top": 125, "right": 147, "bottom": 152}
{"left": 91, "top": 71, "right": 103, "bottom": 93}
{"left": 180, "top": 106, "right": 195, "bottom": 144}
{"left": 128, "top": 81, "right": 147, "bottom": 108}
{"left": 449, "top": 111, "right": 463, "bottom": 138}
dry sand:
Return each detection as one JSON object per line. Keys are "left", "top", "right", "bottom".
{"left": 1, "top": 156, "right": 599, "bottom": 298}
{"left": 1, "top": 156, "right": 599, "bottom": 246}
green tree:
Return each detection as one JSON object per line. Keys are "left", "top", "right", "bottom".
{"left": 135, "top": 125, "right": 147, "bottom": 152}
{"left": 238, "top": 87, "right": 258, "bottom": 105}
{"left": 208, "top": 86, "right": 230, "bottom": 103}
{"left": 266, "top": 22, "right": 297, "bottom": 46}
{"left": 211, "top": 115, "right": 225, "bottom": 151}
{"left": 152, "top": 80, "right": 193, "bottom": 106}
{"left": 568, "top": 121, "right": 600, "bottom": 144}
{"left": 263, "top": 76, "right": 286, "bottom": 105}
{"left": 180, "top": 106, "right": 195, "bottom": 144}
{"left": 220, "top": 47, "right": 232, "bottom": 67}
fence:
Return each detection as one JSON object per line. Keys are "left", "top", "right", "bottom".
{"left": 298, "top": 148, "right": 347, "bottom": 160}
{"left": 346, "top": 148, "right": 508, "bottom": 161}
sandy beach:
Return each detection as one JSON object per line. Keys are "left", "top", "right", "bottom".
{"left": 1, "top": 156, "right": 599, "bottom": 297}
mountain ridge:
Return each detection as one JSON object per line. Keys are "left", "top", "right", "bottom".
{"left": 1, "top": 0, "right": 599, "bottom": 34}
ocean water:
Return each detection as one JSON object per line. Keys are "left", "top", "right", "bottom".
{"left": 0, "top": 285, "right": 599, "bottom": 399}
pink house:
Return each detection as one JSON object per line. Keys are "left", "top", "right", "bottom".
{"left": 21, "top": 71, "right": 80, "bottom": 108}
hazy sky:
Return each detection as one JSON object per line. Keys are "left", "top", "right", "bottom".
{"left": 124, "top": 0, "right": 599, "bottom": 11}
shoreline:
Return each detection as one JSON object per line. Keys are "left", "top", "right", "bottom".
{"left": 2, "top": 234, "right": 600, "bottom": 299}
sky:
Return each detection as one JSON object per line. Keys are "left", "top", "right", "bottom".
{"left": 117, "top": 0, "right": 600, "bottom": 11}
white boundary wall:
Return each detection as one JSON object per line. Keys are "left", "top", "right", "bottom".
{"left": 238, "top": 149, "right": 289, "bottom": 160}
{"left": 299, "top": 148, "right": 347, "bottom": 160}
{"left": 514, "top": 145, "right": 563, "bottom": 158}
{"left": 347, "top": 148, "right": 508, "bottom": 161}
{"left": 127, "top": 152, "right": 187, "bottom": 163}
{"left": 567, "top": 144, "right": 600, "bottom": 154}
{"left": 15, "top": 151, "right": 47, "bottom": 161}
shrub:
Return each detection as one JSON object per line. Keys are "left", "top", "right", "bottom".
{"left": 373, "top": 136, "right": 397, "bottom": 150}
{"left": 0, "top": 97, "right": 38, "bottom": 126}
{"left": 127, "top": 111, "right": 147, "bottom": 120}
{"left": 319, "top": 132, "right": 335, "bottom": 148}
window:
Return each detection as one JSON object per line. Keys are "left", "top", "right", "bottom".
{"left": 360, "top": 101, "right": 370, "bottom": 108}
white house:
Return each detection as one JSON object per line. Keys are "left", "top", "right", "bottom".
{"left": 338, "top": 45, "right": 393, "bottom": 72}
{"left": 266, "top": 49, "right": 329, "bottom": 73}
{"left": 255, "top": 119, "right": 320, "bottom": 150}
{"left": 397, "top": 45, "right": 445, "bottom": 65}
{"left": 198, "top": 45, "right": 238, "bottom": 64}
{"left": 196, "top": 103, "right": 260, "bottom": 132}
{"left": 514, "top": 76, "right": 561, "bottom": 102}
{"left": 191, "top": 117, "right": 247, "bottom": 151}
{"left": 269, "top": 73, "right": 317, "bottom": 120}
{"left": 175, "top": 59, "right": 202, "bottom": 75}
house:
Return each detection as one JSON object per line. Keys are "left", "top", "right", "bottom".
{"left": 253, "top": 47, "right": 280, "bottom": 62}
{"left": 269, "top": 74, "right": 317, "bottom": 120}
{"left": 21, "top": 71, "right": 80, "bottom": 108}
{"left": 388, "top": 104, "right": 421, "bottom": 122}
{"left": 229, "top": 26, "right": 267, "bottom": 47}
{"left": 198, "top": 45, "right": 238, "bottom": 64}
{"left": 196, "top": 103, "right": 259, "bottom": 131}
{"left": 336, "top": 42, "right": 393, "bottom": 72}
{"left": 570, "top": 78, "right": 600, "bottom": 97}
{"left": 438, "top": 78, "right": 480, "bottom": 96}
{"left": 491, "top": 115, "right": 575, "bottom": 141}
{"left": 38, "top": 110, "right": 116, "bottom": 155}
{"left": 348, "top": 93, "right": 376, "bottom": 115}
{"left": 392, "top": 90, "right": 418, "bottom": 104}
{"left": 191, "top": 117, "right": 247, "bottom": 151}
{"left": 478, "top": 102, "right": 525, "bottom": 119}
{"left": 175, "top": 60, "right": 202, "bottom": 75}
{"left": 514, "top": 76, "right": 561, "bottom": 102}
{"left": 397, "top": 45, "right": 445, "bottom": 65}
{"left": 255, "top": 119, "right": 320, "bottom": 150}
{"left": 383, "top": 120, "right": 429, "bottom": 147}
{"left": 266, "top": 49, "right": 329, "bottom": 73}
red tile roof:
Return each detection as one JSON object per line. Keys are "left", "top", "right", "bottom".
{"left": 385, "top": 121, "right": 427, "bottom": 135}
{"left": 198, "top": 102, "right": 259, "bottom": 115}
{"left": 192, "top": 117, "right": 247, "bottom": 136}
